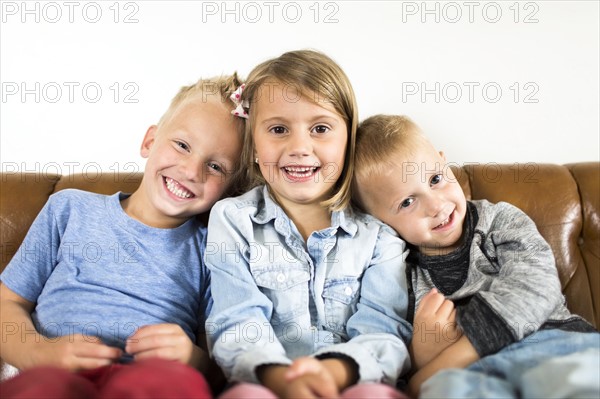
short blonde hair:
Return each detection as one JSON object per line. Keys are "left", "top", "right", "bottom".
{"left": 158, "top": 73, "right": 249, "bottom": 196}
{"left": 353, "top": 115, "right": 429, "bottom": 208}
{"left": 240, "top": 50, "right": 358, "bottom": 211}
{"left": 158, "top": 73, "right": 243, "bottom": 127}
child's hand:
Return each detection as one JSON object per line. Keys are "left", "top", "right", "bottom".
{"left": 284, "top": 373, "right": 339, "bottom": 399}
{"left": 410, "top": 288, "right": 462, "bottom": 370}
{"left": 259, "top": 358, "right": 343, "bottom": 398}
{"left": 0, "top": 284, "right": 121, "bottom": 371}
{"left": 34, "top": 333, "right": 122, "bottom": 371}
{"left": 285, "top": 356, "right": 324, "bottom": 380}
{"left": 283, "top": 359, "right": 339, "bottom": 399}
{"left": 408, "top": 335, "right": 480, "bottom": 398}
{"left": 125, "top": 323, "right": 200, "bottom": 366}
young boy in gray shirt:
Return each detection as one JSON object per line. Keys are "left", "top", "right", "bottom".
{"left": 353, "top": 114, "right": 599, "bottom": 399}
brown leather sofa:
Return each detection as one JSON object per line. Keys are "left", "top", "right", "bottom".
{"left": 1, "top": 163, "right": 599, "bottom": 381}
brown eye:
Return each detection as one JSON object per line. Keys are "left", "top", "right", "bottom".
{"left": 269, "top": 126, "right": 286, "bottom": 134}
{"left": 313, "top": 125, "right": 329, "bottom": 134}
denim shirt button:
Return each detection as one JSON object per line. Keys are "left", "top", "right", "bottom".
{"left": 276, "top": 273, "right": 286, "bottom": 283}
{"left": 344, "top": 286, "right": 353, "bottom": 296}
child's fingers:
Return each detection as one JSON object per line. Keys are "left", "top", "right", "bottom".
{"left": 128, "top": 323, "right": 181, "bottom": 341}
{"left": 286, "top": 373, "right": 339, "bottom": 399}
{"left": 128, "top": 338, "right": 194, "bottom": 364}
{"left": 303, "top": 372, "right": 339, "bottom": 398}
{"left": 66, "top": 334, "right": 122, "bottom": 359}
{"left": 125, "top": 329, "right": 193, "bottom": 365}
{"left": 74, "top": 341, "right": 123, "bottom": 360}
{"left": 419, "top": 288, "right": 438, "bottom": 304}
{"left": 58, "top": 341, "right": 122, "bottom": 371}
{"left": 126, "top": 332, "right": 185, "bottom": 354}
{"left": 437, "top": 298, "right": 456, "bottom": 319}
{"left": 285, "top": 357, "right": 322, "bottom": 381}
{"left": 71, "top": 356, "right": 116, "bottom": 371}
{"left": 286, "top": 379, "right": 320, "bottom": 399}
{"left": 416, "top": 289, "right": 445, "bottom": 315}
{"left": 448, "top": 307, "right": 458, "bottom": 323}
{"left": 130, "top": 346, "right": 178, "bottom": 362}
{"left": 126, "top": 324, "right": 187, "bottom": 352}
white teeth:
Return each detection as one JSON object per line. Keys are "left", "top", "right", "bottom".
{"left": 436, "top": 216, "right": 450, "bottom": 228}
{"left": 165, "top": 177, "right": 193, "bottom": 199}
{"left": 283, "top": 166, "right": 318, "bottom": 177}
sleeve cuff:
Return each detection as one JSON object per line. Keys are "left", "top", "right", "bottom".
{"left": 313, "top": 337, "right": 409, "bottom": 385}
{"left": 231, "top": 350, "right": 292, "bottom": 384}
{"left": 457, "top": 294, "right": 516, "bottom": 356}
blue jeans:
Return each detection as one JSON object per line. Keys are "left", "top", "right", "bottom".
{"left": 420, "top": 329, "right": 600, "bottom": 399}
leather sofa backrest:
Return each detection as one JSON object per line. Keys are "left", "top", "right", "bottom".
{"left": 1, "top": 163, "right": 598, "bottom": 328}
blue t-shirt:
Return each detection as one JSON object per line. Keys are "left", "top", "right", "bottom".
{"left": 1, "top": 189, "right": 211, "bottom": 349}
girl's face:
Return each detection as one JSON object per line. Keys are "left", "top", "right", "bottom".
{"left": 252, "top": 82, "right": 347, "bottom": 211}
{"left": 136, "top": 97, "right": 241, "bottom": 228}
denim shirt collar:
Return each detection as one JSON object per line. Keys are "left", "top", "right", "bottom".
{"left": 251, "top": 185, "right": 357, "bottom": 238}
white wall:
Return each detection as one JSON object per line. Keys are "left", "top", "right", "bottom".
{"left": 1, "top": 0, "right": 598, "bottom": 177}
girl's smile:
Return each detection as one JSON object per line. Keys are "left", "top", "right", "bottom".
{"left": 281, "top": 164, "right": 320, "bottom": 183}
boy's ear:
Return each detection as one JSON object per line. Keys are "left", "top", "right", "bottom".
{"left": 439, "top": 150, "right": 447, "bottom": 162}
{"left": 141, "top": 125, "right": 158, "bottom": 158}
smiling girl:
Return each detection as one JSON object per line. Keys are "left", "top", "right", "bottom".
{"left": 205, "top": 50, "right": 412, "bottom": 399}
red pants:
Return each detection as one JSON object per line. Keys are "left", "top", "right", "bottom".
{"left": 1, "top": 358, "right": 212, "bottom": 398}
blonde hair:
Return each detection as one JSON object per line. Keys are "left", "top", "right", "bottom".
{"left": 158, "top": 73, "right": 249, "bottom": 197}
{"left": 240, "top": 50, "right": 358, "bottom": 211}
{"left": 353, "top": 115, "right": 429, "bottom": 208}
{"left": 158, "top": 73, "right": 243, "bottom": 127}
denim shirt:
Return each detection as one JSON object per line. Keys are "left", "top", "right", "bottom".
{"left": 205, "top": 186, "right": 412, "bottom": 385}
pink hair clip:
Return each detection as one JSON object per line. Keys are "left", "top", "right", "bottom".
{"left": 230, "top": 84, "right": 249, "bottom": 119}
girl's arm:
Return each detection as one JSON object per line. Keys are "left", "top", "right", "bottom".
{"left": 204, "top": 199, "right": 293, "bottom": 383}
{"left": 313, "top": 224, "right": 413, "bottom": 385}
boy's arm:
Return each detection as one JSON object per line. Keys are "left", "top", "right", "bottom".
{"left": 456, "top": 202, "right": 565, "bottom": 358}
{"left": 0, "top": 283, "right": 38, "bottom": 369}
{"left": 0, "top": 283, "right": 121, "bottom": 371}
{"left": 408, "top": 335, "right": 479, "bottom": 398}
{"left": 410, "top": 288, "right": 462, "bottom": 370}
